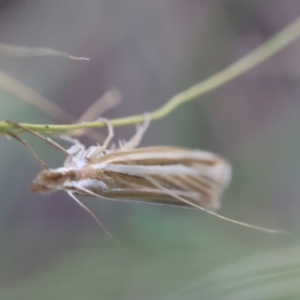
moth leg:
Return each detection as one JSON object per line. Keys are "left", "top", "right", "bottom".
{"left": 6, "top": 131, "right": 49, "bottom": 169}
{"left": 5, "top": 120, "right": 69, "bottom": 155}
{"left": 100, "top": 118, "right": 114, "bottom": 150}
{"left": 67, "top": 191, "right": 123, "bottom": 247}
{"left": 88, "top": 118, "right": 114, "bottom": 158}
{"left": 122, "top": 113, "right": 151, "bottom": 150}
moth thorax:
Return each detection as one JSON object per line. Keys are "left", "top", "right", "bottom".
{"left": 31, "top": 169, "right": 82, "bottom": 194}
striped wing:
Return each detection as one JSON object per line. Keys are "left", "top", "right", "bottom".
{"left": 75, "top": 146, "right": 232, "bottom": 209}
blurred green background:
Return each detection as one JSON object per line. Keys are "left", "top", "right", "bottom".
{"left": 1, "top": 1, "right": 300, "bottom": 299}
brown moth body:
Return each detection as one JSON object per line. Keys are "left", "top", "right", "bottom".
{"left": 31, "top": 145, "right": 231, "bottom": 209}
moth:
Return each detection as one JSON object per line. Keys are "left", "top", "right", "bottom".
{"left": 29, "top": 117, "right": 230, "bottom": 208}
{"left": 6, "top": 117, "right": 284, "bottom": 234}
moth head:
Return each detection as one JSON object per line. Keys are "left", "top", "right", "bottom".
{"left": 31, "top": 168, "right": 81, "bottom": 194}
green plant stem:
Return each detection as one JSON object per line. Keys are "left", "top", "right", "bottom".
{"left": 2, "top": 15, "right": 300, "bottom": 134}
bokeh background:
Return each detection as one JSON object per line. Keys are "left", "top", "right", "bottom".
{"left": 1, "top": 1, "right": 300, "bottom": 299}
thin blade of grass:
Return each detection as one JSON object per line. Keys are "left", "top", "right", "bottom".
{"left": 0, "top": 43, "right": 89, "bottom": 60}
{"left": 0, "top": 69, "right": 75, "bottom": 122}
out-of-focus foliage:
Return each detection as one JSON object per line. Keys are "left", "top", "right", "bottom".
{"left": 1, "top": 1, "right": 300, "bottom": 299}
{"left": 164, "top": 246, "right": 300, "bottom": 300}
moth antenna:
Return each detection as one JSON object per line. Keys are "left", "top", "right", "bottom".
{"left": 122, "top": 113, "right": 151, "bottom": 150}
{"left": 7, "top": 131, "right": 49, "bottom": 170}
{"left": 5, "top": 120, "right": 69, "bottom": 155}
{"left": 67, "top": 191, "right": 123, "bottom": 247}
{"left": 141, "top": 174, "right": 287, "bottom": 234}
